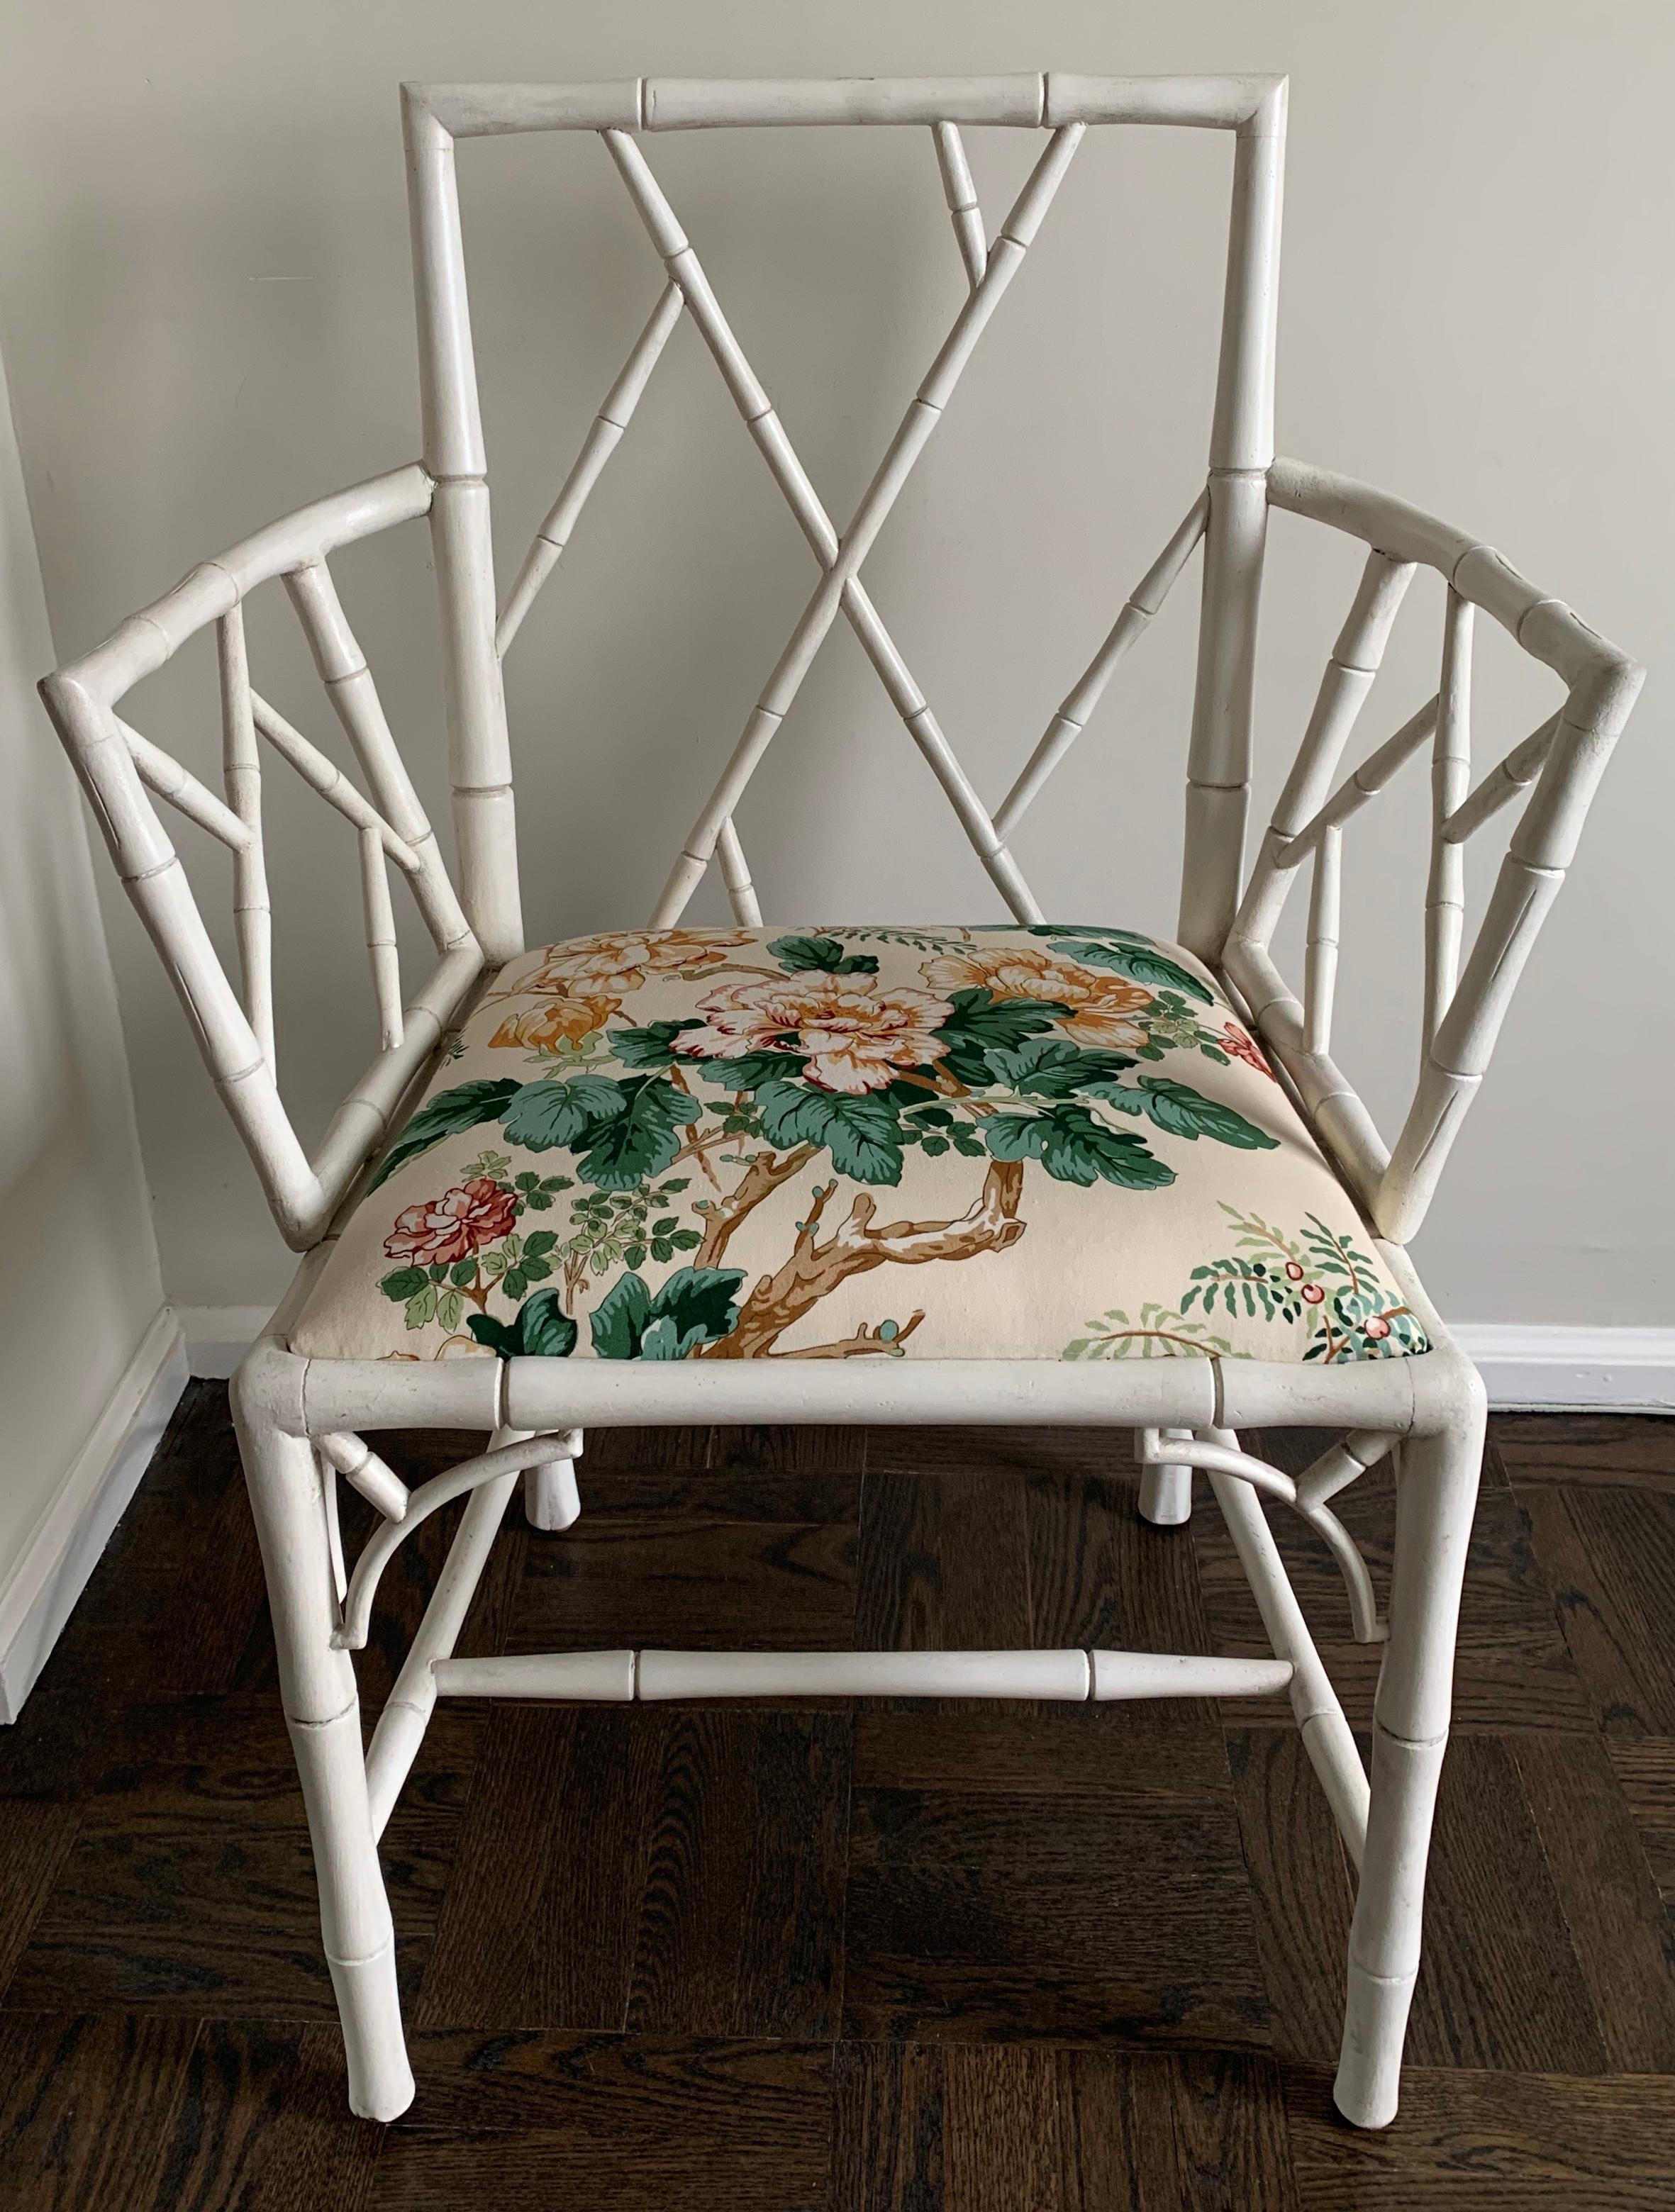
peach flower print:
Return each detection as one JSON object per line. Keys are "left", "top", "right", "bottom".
{"left": 384, "top": 1178, "right": 517, "bottom": 1267}
{"left": 674, "top": 973, "right": 955, "bottom": 1095}
{"left": 491, "top": 994, "right": 619, "bottom": 1051}
{"left": 921, "top": 943, "right": 1154, "bottom": 1051}
{"left": 528, "top": 928, "right": 754, "bottom": 997}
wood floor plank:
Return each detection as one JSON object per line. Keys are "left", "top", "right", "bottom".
{"left": 38, "top": 1694, "right": 479, "bottom": 1833}
{"left": 628, "top": 1709, "right": 850, "bottom": 2038}
{"left": 709, "top": 1424, "right": 867, "bottom": 1475}
{"left": 1405, "top": 1733, "right": 1608, "bottom": 2072}
{"left": 415, "top": 1704, "right": 661, "bottom": 2032}
{"left": 1518, "top": 1482, "right": 1675, "bottom": 1736}
{"left": 941, "top": 2044, "right": 1066, "bottom": 2210}
{"left": 579, "top": 1425, "right": 714, "bottom": 1471}
{"left": 830, "top": 2040, "right": 947, "bottom": 2211}
{"left": 0, "top": 2011, "right": 198, "bottom": 2211}
{"left": 2, "top": 1804, "right": 455, "bottom": 2018}
{"left": 864, "top": 1426, "right": 1136, "bottom": 1480}
{"left": 1609, "top": 1736, "right": 1675, "bottom": 1903}
{"left": 0, "top": 1802, "right": 79, "bottom": 1995}
{"left": 853, "top": 1704, "right": 1228, "bottom": 1804}
{"left": 1054, "top": 2048, "right": 1166, "bottom": 2212}
{"left": 1493, "top": 1414, "right": 1675, "bottom": 1488}
{"left": 384, "top": 2032, "right": 833, "bottom": 2211}
{"left": 579, "top": 1456, "right": 862, "bottom": 1525}
{"left": 1224, "top": 1727, "right": 1354, "bottom": 2065}
{"left": 844, "top": 1787, "right": 1270, "bottom": 2049}
{"left": 1152, "top": 2049, "right": 1297, "bottom": 2212}
{"left": 1284, "top": 2062, "right": 1675, "bottom": 2208}
{"left": 511, "top": 1513, "right": 857, "bottom": 1654}
{"left": 855, "top": 1463, "right": 1032, "bottom": 1713}
{"left": 143, "top": 2020, "right": 382, "bottom": 2212}
{"left": 1025, "top": 1455, "right": 1214, "bottom": 1658}
{"left": 830, "top": 2043, "right": 1298, "bottom": 2212}
{"left": 1510, "top": 1730, "right": 1675, "bottom": 2070}
{"left": 420, "top": 1704, "right": 850, "bottom": 2040}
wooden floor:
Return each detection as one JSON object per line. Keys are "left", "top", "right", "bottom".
{"left": 2, "top": 1390, "right": 1674, "bottom": 2208}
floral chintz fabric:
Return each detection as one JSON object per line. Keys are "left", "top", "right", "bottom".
{"left": 289, "top": 925, "right": 1429, "bottom": 1368}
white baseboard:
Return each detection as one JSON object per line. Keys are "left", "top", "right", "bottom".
{"left": 0, "top": 1307, "right": 189, "bottom": 1722}
{"left": 176, "top": 1303, "right": 1674, "bottom": 1415}
{"left": 1452, "top": 1326, "right": 1675, "bottom": 1414}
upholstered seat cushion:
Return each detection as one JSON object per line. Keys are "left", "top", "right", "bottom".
{"left": 289, "top": 925, "right": 1430, "bottom": 1368}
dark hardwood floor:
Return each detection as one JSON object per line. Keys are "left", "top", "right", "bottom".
{"left": 3, "top": 1385, "right": 1674, "bottom": 2208}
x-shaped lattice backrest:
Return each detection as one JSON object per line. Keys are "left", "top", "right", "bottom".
{"left": 47, "top": 77, "right": 1638, "bottom": 1261}
{"left": 405, "top": 74, "right": 1288, "bottom": 966}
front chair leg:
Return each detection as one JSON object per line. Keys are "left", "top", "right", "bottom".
{"left": 233, "top": 1403, "right": 414, "bottom": 2121}
{"left": 515, "top": 1426, "right": 583, "bottom": 1531}
{"left": 1335, "top": 1408, "right": 1483, "bottom": 2127}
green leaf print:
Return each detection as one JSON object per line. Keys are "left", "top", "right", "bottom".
{"left": 367, "top": 1078, "right": 521, "bottom": 1190}
{"left": 589, "top": 1265, "right": 746, "bottom": 1359}
{"left": 935, "top": 989, "right": 1070, "bottom": 1083}
{"left": 1098, "top": 1076, "right": 1278, "bottom": 1149}
{"left": 610, "top": 1017, "right": 703, "bottom": 1069}
{"left": 983, "top": 1038, "right": 1139, "bottom": 1098}
{"left": 986, "top": 1105, "right": 1174, "bottom": 1190}
{"left": 575, "top": 1075, "right": 701, "bottom": 1192}
{"left": 697, "top": 1047, "right": 812, "bottom": 1094}
{"left": 1051, "top": 937, "right": 1215, "bottom": 1004}
{"left": 500, "top": 1073, "right": 628, "bottom": 1152}
{"left": 754, "top": 1082, "right": 906, "bottom": 1185}
{"left": 767, "top": 933, "right": 881, "bottom": 976}
{"left": 466, "top": 1286, "right": 579, "bottom": 1361}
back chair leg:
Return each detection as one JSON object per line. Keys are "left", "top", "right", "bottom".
{"left": 1137, "top": 1426, "right": 1194, "bottom": 1525}
{"left": 518, "top": 1426, "right": 584, "bottom": 1531}
{"left": 1334, "top": 1410, "right": 1482, "bottom": 2126}
{"left": 233, "top": 1404, "right": 415, "bottom": 2122}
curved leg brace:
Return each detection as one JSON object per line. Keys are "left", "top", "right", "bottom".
{"left": 1137, "top": 1425, "right": 1194, "bottom": 1526}
{"left": 235, "top": 1412, "right": 414, "bottom": 2121}
{"left": 1334, "top": 1416, "right": 1482, "bottom": 2127}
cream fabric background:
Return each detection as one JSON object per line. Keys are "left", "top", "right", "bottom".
{"left": 0, "top": 1, "right": 1666, "bottom": 1331}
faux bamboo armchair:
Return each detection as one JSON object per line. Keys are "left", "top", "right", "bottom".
{"left": 41, "top": 74, "right": 1642, "bottom": 2128}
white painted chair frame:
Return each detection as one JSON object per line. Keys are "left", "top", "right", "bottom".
{"left": 40, "top": 74, "right": 1642, "bottom": 2130}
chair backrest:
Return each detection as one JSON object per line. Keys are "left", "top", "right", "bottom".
{"left": 41, "top": 74, "right": 1640, "bottom": 1260}
{"left": 404, "top": 73, "right": 1289, "bottom": 969}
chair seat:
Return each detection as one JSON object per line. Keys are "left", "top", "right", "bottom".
{"left": 289, "top": 925, "right": 1430, "bottom": 1367}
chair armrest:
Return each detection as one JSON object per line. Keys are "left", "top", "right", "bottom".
{"left": 40, "top": 464, "right": 484, "bottom": 1249}
{"left": 1223, "top": 457, "right": 1643, "bottom": 1243}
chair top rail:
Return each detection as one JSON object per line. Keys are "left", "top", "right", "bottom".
{"left": 405, "top": 72, "right": 1286, "bottom": 142}
{"left": 57, "top": 464, "right": 435, "bottom": 715}
{"left": 1267, "top": 457, "right": 1636, "bottom": 712}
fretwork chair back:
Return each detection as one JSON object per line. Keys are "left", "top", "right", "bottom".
{"left": 40, "top": 74, "right": 1642, "bottom": 2129}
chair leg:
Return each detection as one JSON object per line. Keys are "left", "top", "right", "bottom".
{"left": 1137, "top": 1426, "right": 1194, "bottom": 1525}
{"left": 1334, "top": 1412, "right": 1482, "bottom": 2128}
{"left": 519, "top": 1426, "right": 583, "bottom": 1531}
{"left": 235, "top": 1409, "right": 414, "bottom": 2121}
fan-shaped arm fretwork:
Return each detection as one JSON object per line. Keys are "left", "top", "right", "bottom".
{"left": 1224, "top": 457, "right": 1643, "bottom": 1243}
{"left": 40, "top": 465, "right": 484, "bottom": 1249}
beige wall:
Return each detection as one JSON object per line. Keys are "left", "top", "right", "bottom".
{"left": 0, "top": 334, "right": 168, "bottom": 1633}
{"left": 0, "top": 1, "right": 1667, "bottom": 1329}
